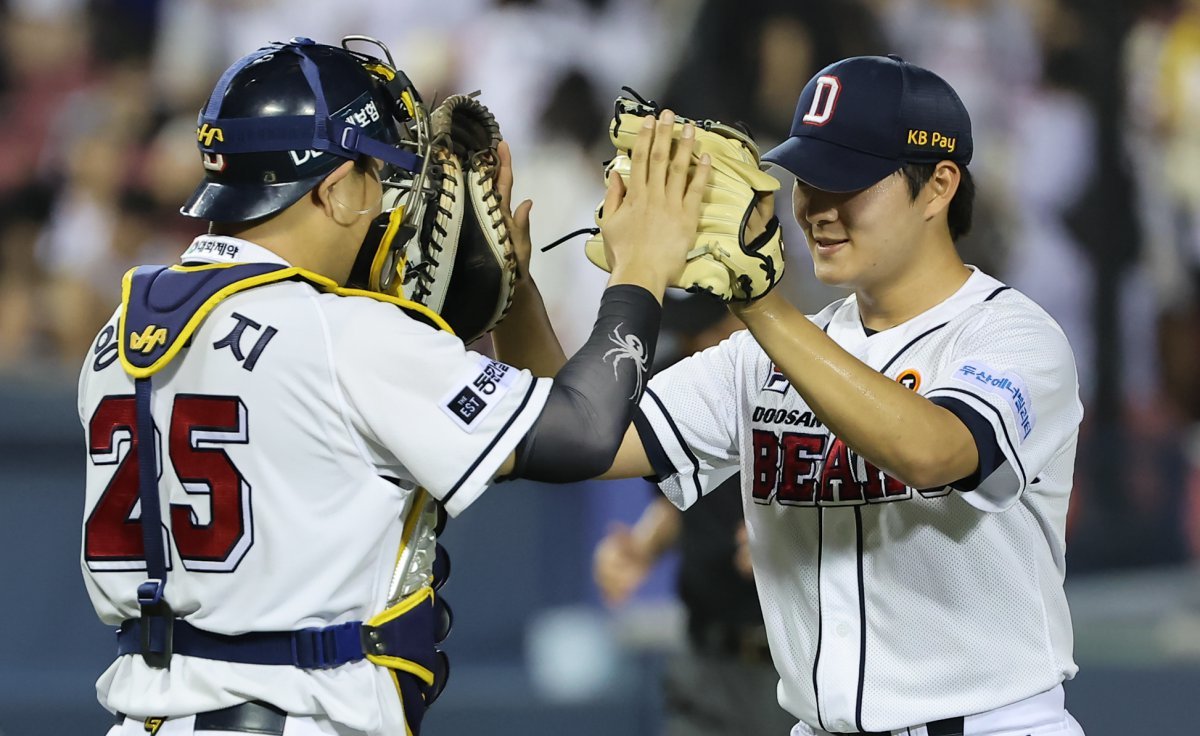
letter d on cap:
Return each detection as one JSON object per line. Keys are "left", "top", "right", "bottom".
{"left": 802, "top": 76, "right": 841, "bottom": 126}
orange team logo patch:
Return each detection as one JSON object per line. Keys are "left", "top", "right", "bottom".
{"left": 896, "top": 369, "right": 921, "bottom": 391}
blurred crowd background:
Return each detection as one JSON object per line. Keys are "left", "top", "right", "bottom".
{"left": 1, "top": 0, "right": 1199, "bottom": 733}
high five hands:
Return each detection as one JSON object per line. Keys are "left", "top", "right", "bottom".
{"left": 599, "top": 111, "right": 712, "bottom": 299}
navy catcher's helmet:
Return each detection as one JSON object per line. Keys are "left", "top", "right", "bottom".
{"left": 182, "top": 36, "right": 428, "bottom": 227}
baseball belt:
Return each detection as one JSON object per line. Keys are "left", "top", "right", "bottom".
{"left": 688, "top": 620, "right": 773, "bottom": 664}
{"left": 115, "top": 584, "right": 451, "bottom": 733}
{"left": 852, "top": 715, "right": 965, "bottom": 736}
{"left": 116, "top": 701, "right": 287, "bottom": 735}
{"left": 115, "top": 585, "right": 451, "bottom": 670}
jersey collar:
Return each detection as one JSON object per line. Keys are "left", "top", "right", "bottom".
{"left": 842, "top": 265, "right": 1004, "bottom": 336}
{"left": 180, "top": 235, "right": 291, "bottom": 267}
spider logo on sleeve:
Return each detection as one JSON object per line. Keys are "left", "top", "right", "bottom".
{"left": 603, "top": 323, "right": 648, "bottom": 400}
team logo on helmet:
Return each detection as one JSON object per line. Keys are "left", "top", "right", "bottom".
{"left": 201, "top": 152, "right": 227, "bottom": 172}
{"left": 196, "top": 124, "right": 224, "bottom": 148}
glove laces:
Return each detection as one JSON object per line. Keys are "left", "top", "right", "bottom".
{"left": 540, "top": 226, "right": 599, "bottom": 253}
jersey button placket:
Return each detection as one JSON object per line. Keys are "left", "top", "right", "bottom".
{"left": 814, "top": 507, "right": 863, "bottom": 729}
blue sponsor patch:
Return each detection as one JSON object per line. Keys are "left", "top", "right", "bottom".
{"left": 950, "top": 360, "right": 1035, "bottom": 441}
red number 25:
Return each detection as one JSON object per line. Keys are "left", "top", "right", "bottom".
{"left": 84, "top": 394, "right": 252, "bottom": 573}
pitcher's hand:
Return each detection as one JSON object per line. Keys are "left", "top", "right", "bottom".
{"left": 600, "top": 110, "right": 711, "bottom": 296}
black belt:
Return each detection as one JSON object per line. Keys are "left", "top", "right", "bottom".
{"left": 850, "top": 715, "right": 965, "bottom": 736}
{"left": 116, "top": 701, "right": 287, "bottom": 734}
{"left": 688, "top": 620, "right": 773, "bottom": 664}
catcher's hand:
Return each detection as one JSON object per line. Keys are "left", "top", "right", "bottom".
{"left": 585, "top": 96, "right": 786, "bottom": 302}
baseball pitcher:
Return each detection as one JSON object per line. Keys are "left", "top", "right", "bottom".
{"left": 501, "top": 56, "right": 1087, "bottom": 736}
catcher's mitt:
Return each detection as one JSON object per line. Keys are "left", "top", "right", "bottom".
{"left": 400, "top": 93, "right": 517, "bottom": 344}
{"left": 584, "top": 95, "right": 785, "bottom": 302}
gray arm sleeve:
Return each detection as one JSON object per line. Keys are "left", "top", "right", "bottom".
{"left": 510, "top": 284, "right": 660, "bottom": 482}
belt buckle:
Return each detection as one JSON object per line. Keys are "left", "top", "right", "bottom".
{"left": 291, "top": 627, "right": 333, "bottom": 669}
{"left": 291, "top": 622, "right": 362, "bottom": 669}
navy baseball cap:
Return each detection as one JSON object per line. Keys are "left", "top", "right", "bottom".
{"left": 762, "top": 55, "right": 972, "bottom": 193}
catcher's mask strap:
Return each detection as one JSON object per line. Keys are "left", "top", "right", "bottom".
{"left": 197, "top": 38, "right": 423, "bottom": 174}
{"left": 201, "top": 44, "right": 277, "bottom": 120}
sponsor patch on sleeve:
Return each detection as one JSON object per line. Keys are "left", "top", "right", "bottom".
{"left": 949, "top": 360, "right": 1035, "bottom": 441}
{"left": 439, "top": 355, "right": 519, "bottom": 433}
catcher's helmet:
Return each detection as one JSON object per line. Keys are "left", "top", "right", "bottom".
{"left": 182, "top": 36, "right": 428, "bottom": 224}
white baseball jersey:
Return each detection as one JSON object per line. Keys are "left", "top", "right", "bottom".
{"left": 78, "top": 237, "right": 549, "bottom": 734}
{"left": 638, "top": 267, "right": 1083, "bottom": 733}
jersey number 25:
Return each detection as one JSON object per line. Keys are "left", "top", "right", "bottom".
{"left": 84, "top": 394, "right": 252, "bottom": 573}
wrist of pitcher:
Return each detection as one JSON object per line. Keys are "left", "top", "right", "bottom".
{"left": 608, "top": 261, "right": 675, "bottom": 301}
{"left": 729, "top": 287, "right": 786, "bottom": 322}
